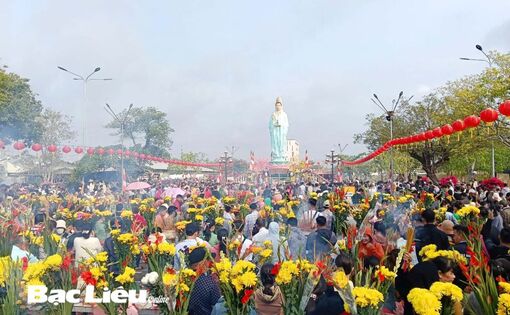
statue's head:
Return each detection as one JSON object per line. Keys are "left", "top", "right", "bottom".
{"left": 275, "top": 96, "right": 283, "bottom": 112}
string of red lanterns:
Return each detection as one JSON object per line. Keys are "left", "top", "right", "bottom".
{"left": 1, "top": 141, "right": 221, "bottom": 168}
{"left": 342, "top": 103, "right": 507, "bottom": 166}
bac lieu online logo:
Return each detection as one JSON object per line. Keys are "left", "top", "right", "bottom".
{"left": 27, "top": 285, "right": 162, "bottom": 305}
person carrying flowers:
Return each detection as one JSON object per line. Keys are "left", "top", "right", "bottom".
{"left": 254, "top": 263, "right": 285, "bottom": 315}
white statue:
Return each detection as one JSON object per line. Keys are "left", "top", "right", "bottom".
{"left": 269, "top": 96, "right": 289, "bottom": 164}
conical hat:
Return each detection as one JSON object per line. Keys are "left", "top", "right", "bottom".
{"left": 275, "top": 96, "right": 283, "bottom": 104}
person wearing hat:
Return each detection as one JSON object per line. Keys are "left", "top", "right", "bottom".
{"left": 187, "top": 247, "right": 221, "bottom": 315}
{"left": 319, "top": 200, "right": 334, "bottom": 231}
{"left": 437, "top": 220, "right": 455, "bottom": 243}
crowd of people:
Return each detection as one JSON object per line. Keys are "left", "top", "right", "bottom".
{"left": 2, "top": 175, "right": 510, "bottom": 315}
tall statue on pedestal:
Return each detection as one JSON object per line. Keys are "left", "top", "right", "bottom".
{"left": 269, "top": 96, "right": 289, "bottom": 164}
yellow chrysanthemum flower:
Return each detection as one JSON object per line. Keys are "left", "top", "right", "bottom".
{"left": 500, "top": 282, "right": 510, "bottom": 294}
{"left": 352, "top": 287, "right": 384, "bottom": 308}
{"left": 332, "top": 271, "right": 349, "bottom": 289}
{"left": 407, "top": 288, "right": 441, "bottom": 315}
{"left": 115, "top": 266, "right": 136, "bottom": 285}
{"left": 43, "top": 254, "right": 62, "bottom": 270}
{"left": 429, "top": 281, "right": 463, "bottom": 302}
{"left": 498, "top": 293, "right": 510, "bottom": 315}
{"left": 456, "top": 205, "right": 480, "bottom": 218}
{"left": 95, "top": 252, "right": 108, "bottom": 263}
{"left": 157, "top": 242, "right": 176, "bottom": 256}
{"left": 162, "top": 272, "right": 177, "bottom": 287}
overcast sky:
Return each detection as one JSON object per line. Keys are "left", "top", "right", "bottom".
{"left": 1, "top": 0, "right": 509, "bottom": 161}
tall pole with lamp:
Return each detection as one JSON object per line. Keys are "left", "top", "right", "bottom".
{"left": 219, "top": 151, "right": 232, "bottom": 185}
{"left": 326, "top": 149, "right": 340, "bottom": 186}
{"left": 460, "top": 44, "right": 497, "bottom": 178}
{"left": 57, "top": 66, "right": 112, "bottom": 146}
{"left": 371, "top": 91, "right": 412, "bottom": 191}
{"left": 104, "top": 103, "right": 134, "bottom": 193}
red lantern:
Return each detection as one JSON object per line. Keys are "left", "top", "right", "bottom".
{"left": 417, "top": 133, "right": 426, "bottom": 141}
{"left": 62, "top": 146, "right": 71, "bottom": 153}
{"left": 499, "top": 100, "right": 510, "bottom": 117}
{"left": 451, "top": 120, "right": 466, "bottom": 132}
{"left": 47, "top": 144, "right": 57, "bottom": 153}
{"left": 32, "top": 143, "right": 42, "bottom": 152}
{"left": 116, "top": 149, "right": 123, "bottom": 155}
{"left": 13, "top": 141, "right": 25, "bottom": 150}
{"left": 0, "top": 140, "right": 4, "bottom": 149}
{"left": 425, "top": 131, "right": 435, "bottom": 140}
{"left": 441, "top": 124, "right": 454, "bottom": 135}
{"left": 432, "top": 127, "right": 443, "bottom": 138}
{"left": 139, "top": 154, "right": 146, "bottom": 160}
{"left": 480, "top": 108, "right": 498, "bottom": 125}
{"left": 107, "top": 148, "right": 115, "bottom": 155}
{"left": 75, "top": 147, "right": 83, "bottom": 154}
{"left": 133, "top": 152, "right": 140, "bottom": 158}
{"left": 464, "top": 115, "right": 480, "bottom": 128}
{"left": 87, "top": 147, "right": 95, "bottom": 155}
{"left": 124, "top": 150, "right": 131, "bottom": 157}
{"left": 97, "top": 148, "right": 105, "bottom": 155}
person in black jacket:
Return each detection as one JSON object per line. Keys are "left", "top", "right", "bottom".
{"left": 414, "top": 209, "right": 450, "bottom": 260}
{"left": 396, "top": 256, "right": 455, "bottom": 315}
{"left": 311, "top": 285, "right": 345, "bottom": 315}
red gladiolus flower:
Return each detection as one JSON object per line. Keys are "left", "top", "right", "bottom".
{"left": 21, "top": 257, "right": 28, "bottom": 271}
{"left": 271, "top": 263, "right": 281, "bottom": 275}
{"left": 377, "top": 271, "right": 385, "bottom": 283}
{"left": 497, "top": 276, "right": 507, "bottom": 283}
{"left": 61, "top": 254, "right": 72, "bottom": 270}
{"left": 81, "top": 271, "right": 97, "bottom": 286}
{"left": 71, "top": 270, "right": 78, "bottom": 286}
{"left": 241, "top": 289, "right": 254, "bottom": 304}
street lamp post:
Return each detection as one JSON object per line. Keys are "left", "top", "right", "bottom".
{"left": 371, "top": 91, "right": 411, "bottom": 191}
{"left": 219, "top": 151, "right": 232, "bottom": 185}
{"left": 460, "top": 44, "right": 496, "bottom": 177}
{"left": 104, "top": 103, "right": 133, "bottom": 192}
{"left": 325, "top": 149, "right": 340, "bottom": 186}
{"left": 337, "top": 143, "right": 348, "bottom": 182}
{"left": 57, "top": 66, "right": 112, "bottom": 146}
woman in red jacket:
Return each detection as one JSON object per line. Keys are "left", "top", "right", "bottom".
{"left": 358, "top": 227, "right": 385, "bottom": 261}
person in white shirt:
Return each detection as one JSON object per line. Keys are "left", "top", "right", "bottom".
{"left": 74, "top": 228, "right": 103, "bottom": 267}
{"left": 244, "top": 203, "right": 259, "bottom": 238}
{"left": 174, "top": 222, "right": 211, "bottom": 269}
{"left": 223, "top": 205, "right": 235, "bottom": 233}
{"left": 298, "top": 198, "right": 319, "bottom": 236}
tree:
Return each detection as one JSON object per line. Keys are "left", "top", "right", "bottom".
{"left": 168, "top": 151, "right": 209, "bottom": 173}
{"left": 34, "top": 109, "right": 76, "bottom": 182}
{"left": 71, "top": 145, "right": 144, "bottom": 185}
{"left": 0, "top": 68, "right": 44, "bottom": 142}
{"left": 355, "top": 94, "right": 487, "bottom": 183}
{"left": 35, "top": 109, "right": 75, "bottom": 145}
{"left": 106, "top": 106, "right": 174, "bottom": 156}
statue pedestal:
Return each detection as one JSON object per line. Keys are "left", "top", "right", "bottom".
{"left": 268, "top": 163, "right": 290, "bottom": 183}
{"left": 271, "top": 157, "right": 288, "bottom": 165}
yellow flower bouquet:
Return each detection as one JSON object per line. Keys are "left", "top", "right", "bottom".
{"left": 213, "top": 258, "right": 258, "bottom": 315}
{"left": 429, "top": 281, "right": 463, "bottom": 315}
{"left": 408, "top": 288, "right": 441, "bottom": 315}
{"left": 352, "top": 286, "right": 384, "bottom": 315}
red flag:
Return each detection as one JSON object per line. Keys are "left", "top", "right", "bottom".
{"left": 249, "top": 151, "right": 255, "bottom": 171}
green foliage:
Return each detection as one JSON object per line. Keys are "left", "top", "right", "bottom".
{"left": 355, "top": 51, "right": 510, "bottom": 183}
{"left": 106, "top": 106, "right": 174, "bottom": 156}
{"left": 0, "top": 68, "right": 44, "bottom": 142}
{"left": 71, "top": 146, "right": 144, "bottom": 184}
{"left": 168, "top": 151, "right": 209, "bottom": 173}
